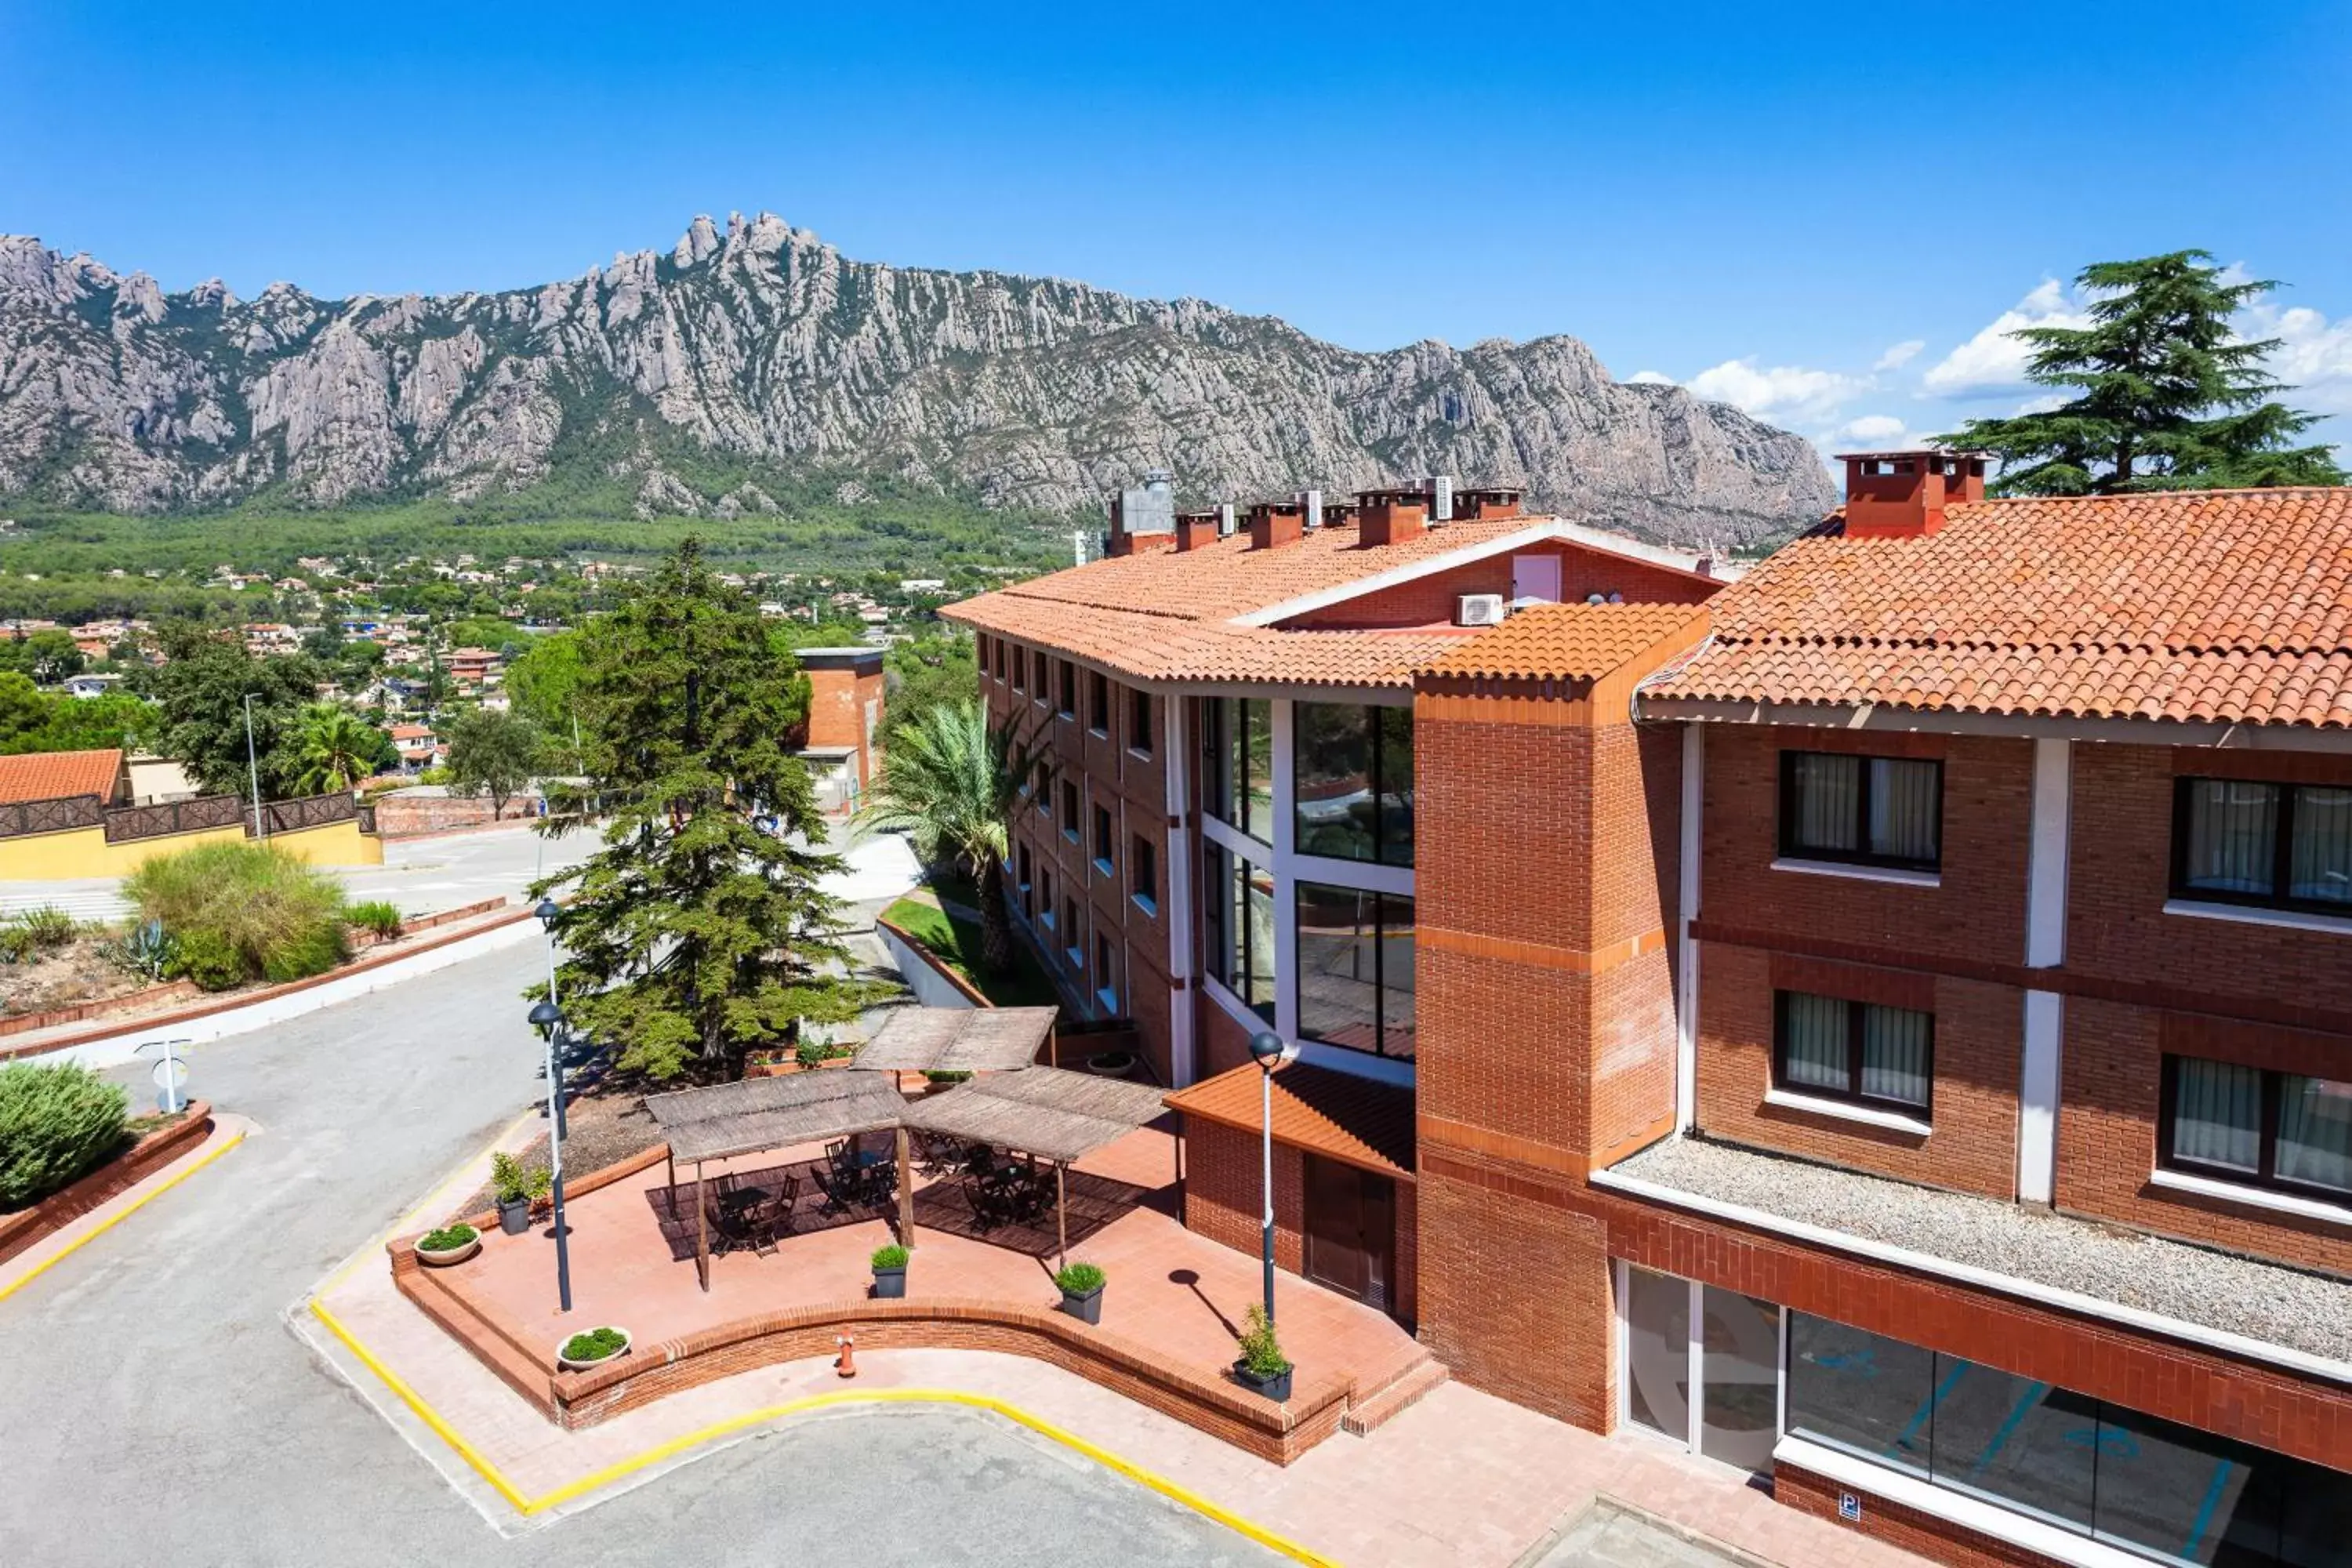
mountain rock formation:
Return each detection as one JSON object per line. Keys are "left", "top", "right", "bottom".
{"left": 0, "top": 212, "right": 1838, "bottom": 543}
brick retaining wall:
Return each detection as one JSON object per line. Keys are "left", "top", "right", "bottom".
{"left": 0, "top": 1100, "right": 214, "bottom": 1266}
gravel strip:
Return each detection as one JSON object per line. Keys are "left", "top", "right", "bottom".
{"left": 1613, "top": 1136, "right": 2352, "bottom": 1364}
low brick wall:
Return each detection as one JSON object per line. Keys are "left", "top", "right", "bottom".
{"left": 0, "top": 1100, "right": 214, "bottom": 1266}
{"left": 368, "top": 795, "right": 543, "bottom": 838}
{"left": 390, "top": 1138, "right": 1356, "bottom": 1465}
{"left": 0, "top": 980, "right": 204, "bottom": 1039}
{"left": 1777, "top": 1461, "right": 2053, "bottom": 1568}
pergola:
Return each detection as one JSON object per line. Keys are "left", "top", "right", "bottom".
{"left": 851, "top": 1004, "right": 1059, "bottom": 1074}
{"left": 900, "top": 1067, "right": 1169, "bottom": 1269}
{"left": 642, "top": 1050, "right": 1170, "bottom": 1284}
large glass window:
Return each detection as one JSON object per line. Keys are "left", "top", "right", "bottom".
{"left": 1773, "top": 992, "right": 1933, "bottom": 1114}
{"left": 1205, "top": 841, "right": 1276, "bottom": 1021}
{"left": 2176, "top": 779, "right": 2352, "bottom": 913}
{"left": 1788, "top": 1314, "right": 2352, "bottom": 1568}
{"left": 2163, "top": 1054, "right": 2352, "bottom": 1200}
{"left": 1780, "top": 750, "right": 1942, "bottom": 871}
{"left": 1698, "top": 1287, "right": 1780, "bottom": 1472}
{"left": 1203, "top": 698, "right": 1273, "bottom": 844}
{"left": 1293, "top": 703, "right": 1414, "bottom": 866}
{"left": 1294, "top": 884, "right": 1415, "bottom": 1058}
{"left": 1624, "top": 1266, "right": 1691, "bottom": 1440}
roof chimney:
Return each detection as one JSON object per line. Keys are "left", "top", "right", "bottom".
{"left": 1300, "top": 488, "right": 1323, "bottom": 528}
{"left": 1454, "top": 486, "right": 1523, "bottom": 521}
{"left": 1174, "top": 509, "right": 1220, "bottom": 551}
{"left": 1836, "top": 450, "right": 1987, "bottom": 539}
{"left": 1247, "top": 499, "right": 1305, "bottom": 550}
{"left": 1217, "top": 503, "right": 1237, "bottom": 537}
{"left": 1356, "top": 487, "right": 1428, "bottom": 547}
{"left": 1105, "top": 469, "right": 1178, "bottom": 556}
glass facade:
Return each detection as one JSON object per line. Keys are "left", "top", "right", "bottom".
{"left": 1204, "top": 840, "right": 1276, "bottom": 1022}
{"left": 1294, "top": 883, "right": 1415, "bottom": 1058}
{"left": 1205, "top": 698, "right": 1275, "bottom": 844}
{"left": 1787, "top": 1313, "right": 2352, "bottom": 1567}
{"left": 1292, "top": 702, "right": 1414, "bottom": 866}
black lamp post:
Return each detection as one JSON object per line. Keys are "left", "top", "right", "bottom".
{"left": 534, "top": 897, "right": 566, "bottom": 1139}
{"left": 527, "top": 997, "right": 574, "bottom": 1313}
{"left": 1247, "top": 1029, "right": 1298, "bottom": 1327}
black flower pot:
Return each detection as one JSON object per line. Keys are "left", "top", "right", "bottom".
{"left": 872, "top": 1265, "right": 906, "bottom": 1300}
{"left": 1233, "top": 1360, "right": 1293, "bottom": 1403}
{"left": 497, "top": 1197, "right": 532, "bottom": 1236}
{"left": 1058, "top": 1283, "right": 1103, "bottom": 1326}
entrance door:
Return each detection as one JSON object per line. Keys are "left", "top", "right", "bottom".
{"left": 1304, "top": 1154, "right": 1396, "bottom": 1314}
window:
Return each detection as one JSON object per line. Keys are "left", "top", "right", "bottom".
{"left": 1787, "top": 1312, "right": 2352, "bottom": 1568}
{"left": 1128, "top": 686, "right": 1153, "bottom": 756}
{"left": 977, "top": 635, "right": 991, "bottom": 677}
{"left": 2162, "top": 1055, "right": 2352, "bottom": 1200}
{"left": 2174, "top": 777, "right": 2352, "bottom": 914}
{"left": 1773, "top": 992, "right": 1933, "bottom": 1113}
{"left": 1033, "top": 760, "right": 1051, "bottom": 816}
{"left": 1203, "top": 697, "right": 1273, "bottom": 843}
{"left": 1295, "top": 884, "right": 1416, "bottom": 1058}
{"left": 1205, "top": 841, "right": 1276, "bottom": 1021}
{"left": 1032, "top": 648, "right": 1049, "bottom": 699}
{"left": 1058, "top": 780, "right": 1079, "bottom": 840}
{"left": 1016, "top": 843, "right": 1033, "bottom": 918}
{"left": 1094, "top": 931, "right": 1120, "bottom": 1012}
{"left": 1086, "top": 670, "right": 1110, "bottom": 734}
{"left": 1056, "top": 659, "right": 1076, "bottom": 719}
{"left": 1294, "top": 702, "right": 1414, "bottom": 866}
{"left": 1037, "top": 867, "right": 1055, "bottom": 929}
{"left": 1780, "top": 750, "right": 1942, "bottom": 871}
{"left": 1009, "top": 642, "right": 1024, "bottom": 691}
{"left": 1131, "top": 833, "right": 1158, "bottom": 913}
{"left": 1092, "top": 803, "right": 1114, "bottom": 873}
{"left": 1061, "top": 895, "right": 1082, "bottom": 966}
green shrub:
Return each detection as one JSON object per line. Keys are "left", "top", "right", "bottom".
{"left": 419, "top": 1224, "right": 477, "bottom": 1251}
{"left": 1054, "top": 1261, "right": 1105, "bottom": 1295}
{"left": 0, "top": 1062, "right": 131, "bottom": 1210}
{"left": 344, "top": 899, "right": 404, "bottom": 939}
{"left": 490, "top": 1150, "right": 551, "bottom": 1206}
{"left": 561, "top": 1327, "right": 628, "bottom": 1363}
{"left": 1236, "top": 1303, "right": 1290, "bottom": 1378}
{"left": 12, "top": 905, "right": 80, "bottom": 949}
{"left": 123, "top": 841, "right": 350, "bottom": 990}
{"left": 104, "top": 917, "right": 177, "bottom": 981}
{"left": 794, "top": 1038, "right": 853, "bottom": 1069}
{"left": 870, "top": 1243, "right": 909, "bottom": 1271}
{"left": 922, "top": 1069, "right": 973, "bottom": 1085}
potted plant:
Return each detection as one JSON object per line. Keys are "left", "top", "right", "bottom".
{"left": 1054, "top": 1261, "right": 1105, "bottom": 1325}
{"left": 491, "top": 1151, "right": 551, "bottom": 1236}
{"left": 871, "top": 1243, "right": 909, "bottom": 1299}
{"left": 413, "top": 1222, "right": 480, "bottom": 1267}
{"left": 555, "top": 1326, "right": 632, "bottom": 1372}
{"left": 1232, "top": 1303, "right": 1293, "bottom": 1402}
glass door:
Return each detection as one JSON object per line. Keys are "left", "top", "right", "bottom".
{"left": 1621, "top": 1265, "right": 1781, "bottom": 1476}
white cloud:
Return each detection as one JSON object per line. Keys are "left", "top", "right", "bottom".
{"left": 1835, "top": 413, "right": 1907, "bottom": 442}
{"left": 1624, "top": 369, "right": 1677, "bottom": 386}
{"left": 1683, "top": 357, "right": 1867, "bottom": 422}
{"left": 1872, "top": 339, "right": 1925, "bottom": 372}
{"left": 2252, "top": 303, "right": 2352, "bottom": 415}
{"left": 1921, "top": 279, "right": 2090, "bottom": 396}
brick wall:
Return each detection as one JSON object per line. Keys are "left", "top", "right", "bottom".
{"left": 1283, "top": 542, "right": 1713, "bottom": 630}
{"left": 1185, "top": 1116, "right": 1305, "bottom": 1275}
{"left": 1777, "top": 1461, "right": 2049, "bottom": 1568}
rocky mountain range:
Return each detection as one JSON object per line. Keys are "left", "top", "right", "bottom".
{"left": 0, "top": 212, "right": 1839, "bottom": 545}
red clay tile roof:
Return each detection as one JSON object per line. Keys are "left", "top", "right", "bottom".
{"left": 1163, "top": 1060, "right": 1415, "bottom": 1178}
{"left": 1648, "top": 488, "right": 2352, "bottom": 729}
{"left": 946, "top": 514, "right": 1703, "bottom": 689}
{"left": 1417, "top": 602, "right": 1708, "bottom": 681}
{"left": 0, "top": 748, "right": 122, "bottom": 805}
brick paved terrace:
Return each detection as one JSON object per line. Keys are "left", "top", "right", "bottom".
{"left": 400, "top": 1122, "right": 1437, "bottom": 1460}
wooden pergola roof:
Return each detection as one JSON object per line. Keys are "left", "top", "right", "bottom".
{"left": 851, "top": 1005, "right": 1058, "bottom": 1075}
{"left": 899, "top": 1066, "right": 1168, "bottom": 1164}
{"left": 646, "top": 1071, "right": 909, "bottom": 1165}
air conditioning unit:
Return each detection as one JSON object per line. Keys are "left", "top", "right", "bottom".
{"left": 1455, "top": 593, "right": 1505, "bottom": 627}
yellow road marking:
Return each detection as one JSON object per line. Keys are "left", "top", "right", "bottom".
{"left": 0, "top": 1126, "right": 245, "bottom": 1305}
{"left": 307, "top": 1300, "right": 1336, "bottom": 1564}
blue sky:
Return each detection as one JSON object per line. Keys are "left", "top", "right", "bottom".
{"left": 5, "top": 1, "right": 2350, "bottom": 464}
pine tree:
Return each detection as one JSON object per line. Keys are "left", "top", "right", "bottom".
{"left": 1934, "top": 251, "right": 2346, "bottom": 495}
{"left": 535, "top": 540, "right": 880, "bottom": 1080}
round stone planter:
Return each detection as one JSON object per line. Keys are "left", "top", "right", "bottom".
{"left": 413, "top": 1232, "right": 481, "bottom": 1268}
{"left": 556, "top": 1327, "right": 633, "bottom": 1373}
{"left": 1083, "top": 1051, "right": 1136, "bottom": 1078}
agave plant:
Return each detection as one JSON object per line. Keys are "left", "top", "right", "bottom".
{"left": 106, "top": 917, "right": 178, "bottom": 982}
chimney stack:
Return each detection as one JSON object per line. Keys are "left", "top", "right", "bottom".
{"left": 1837, "top": 451, "right": 1986, "bottom": 539}
{"left": 1301, "top": 488, "right": 1323, "bottom": 528}
{"left": 1217, "top": 502, "right": 1237, "bottom": 537}
{"left": 1454, "top": 487, "right": 1523, "bottom": 521}
{"left": 1105, "top": 468, "right": 1177, "bottom": 557}
{"left": 1174, "top": 509, "right": 1221, "bottom": 551}
{"left": 1247, "top": 499, "right": 1305, "bottom": 550}
{"left": 1356, "top": 486, "right": 1428, "bottom": 547}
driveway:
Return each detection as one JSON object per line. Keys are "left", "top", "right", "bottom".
{"left": 0, "top": 944, "right": 1273, "bottom": 1566}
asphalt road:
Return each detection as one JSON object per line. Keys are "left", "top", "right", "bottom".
{"left": 0, "top": 944, "right": 1276, "bottom": 1568}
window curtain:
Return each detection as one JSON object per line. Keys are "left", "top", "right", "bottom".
{"left": 1867, "top": 758, "right": 1940, "bottom": 862}
{"left": 1860, "top": 1005, "right": 1932, "bottom": 1108}
{"left": 2186, "top": 780, "right": 2278, "bottom": 895}
{"left": 2289, "top": 786, "right": 2352, "bottom": 906}
{"left": 1792, "top": 754, "right": 1860, "bottom": 852}
{"left": 2173, "top": 1058, "right": 2262, "bottom": 1172}
{"left": 1782, "top": 993, "right": 1849, "bottom": 1092}
{"left": 2277, "top": 1074, "right": 2352, "bottom": 1195}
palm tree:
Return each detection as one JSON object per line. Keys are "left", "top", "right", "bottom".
{"left": 291, "top": 703, "right": 380, "bottom": 794}
{"left": 855, "top": 698, "right": 1034, "bottom": 975}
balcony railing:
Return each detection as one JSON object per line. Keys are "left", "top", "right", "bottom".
{"left": 0, "top": 793, "right": 106, "bottom": 840}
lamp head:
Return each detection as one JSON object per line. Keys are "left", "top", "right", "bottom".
{"left": 533, "top": 896, "right": 560, "bottom": 927}
{"left": 527, "top": 1000, "right": 564, "bottom": 1034}
{"left": 1247, "top": 1031, "right": 1294, "bottom": 1071}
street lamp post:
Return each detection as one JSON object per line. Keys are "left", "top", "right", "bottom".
{"left": 527, "top": 998, "right": 573, "bottom": 1313}
{"left": 241, "top": 693, "right": 266, "bottom": 840}
{"left": 535, "top": 897, "right": 567, "bottom": 1140}
{"left": 1246, "top": 1030, "right": 1298, "bottom": 1327}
